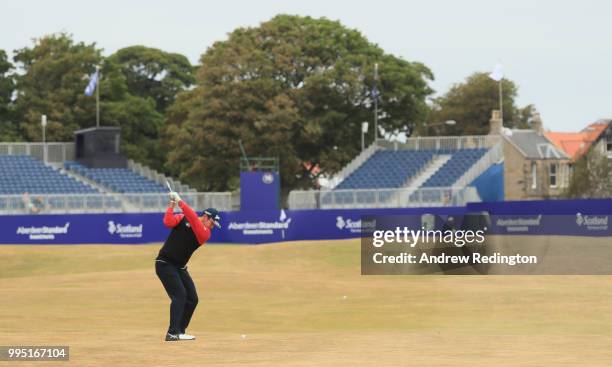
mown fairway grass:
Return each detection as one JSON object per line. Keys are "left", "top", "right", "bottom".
{"left": 1, "top": 239, "right": 611, "bottom": 366}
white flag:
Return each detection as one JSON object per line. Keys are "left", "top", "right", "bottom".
{"left": 489, "top": 63, "right": 503, "bottom": 82}
{"left": 84, "top": 70, "right": 99, "bottom": 96}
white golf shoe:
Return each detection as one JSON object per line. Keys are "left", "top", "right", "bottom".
{"left": 178, "top": 333, "right": 196, "bottom": 340}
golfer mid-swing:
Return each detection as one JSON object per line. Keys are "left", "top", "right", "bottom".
{"left": 156, "top": 191, "right": 220, "bottom": 341}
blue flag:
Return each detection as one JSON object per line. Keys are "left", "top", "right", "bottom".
{"left": 371, "top": 86, "right": 380, "bottom": 101}
{"left": 84, "top": 70, "right": 99, "bottom": 96}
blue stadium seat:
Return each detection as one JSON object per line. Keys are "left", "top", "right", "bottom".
{"left": 64, "top": 161, "right": 167, "bottom": 193}
{"left": 336, "top": 150, "right": 435, "bottom": 190}
{"left": 334, "top": 147, "right": 489, "bottom": 191}
{"left": 0, "top": 155, "right": 99, "bottom": 195}
{"left": 422, "top": 148, "right": 487, "bottom": 187}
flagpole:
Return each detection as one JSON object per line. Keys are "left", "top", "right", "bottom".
{"left": 498, "top": 79, "right": 503, "bottom": 123}
{"left": 374, "top": 63, "right": 378, "bottom": 141}
{"left": 489, "top": 62, "right": 504, "bottom": 124}
{"left": 96, "top": 65, "right": 100, "bottom": 128}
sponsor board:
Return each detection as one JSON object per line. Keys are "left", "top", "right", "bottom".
{"left": 335, "top": 216, "right": 376, "bottom": 234}
{"left": 107, "top": 221, "right": 144, "bottom": 239}
{"left": 495, "top": 215, "right": 542, "bottom": 233}
{"left": 2, "top": 214, "right": 167, "bottom": 244}
{"left": 1, "top": 198, "right": 611, "bottom": 244}
{"left": 227, "top": 210, "right": 291, "bottom": 238}
{"left": 576, "top": 213, "right": 609, "bottom": 231}
{"left": 16, "top": 222, "right": 70, "bottom": 240}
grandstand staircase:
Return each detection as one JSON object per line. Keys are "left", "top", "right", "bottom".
{"left": 406, "top": 155, "right": 452, "bottom": 188}
{"left": 128, "top": 160, "right": 196, "bottom": 193}
{"left": 46, "top": 162, "right": 103, "bottom": 192}
{"left": 55, "top": 164, "right": 112, "bottom": 193}
{"left": 452, "top": 142, "right": 503, "bottom": 188}
{"left": 394, "top": 155, "right": 452, "bottom": 205}
{"left": 54, "top": 164, "right": 142, "bottom": 212}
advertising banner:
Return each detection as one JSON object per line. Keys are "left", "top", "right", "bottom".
{"left": 1, "top": 198, "right": 610, "bottom": 244}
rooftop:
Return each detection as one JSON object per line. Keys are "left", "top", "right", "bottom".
{"left": 504, "top": 129, "right": 567, "bottom": 160}
{"left": 546, "top": 120, "right": 610, "bottom": 160}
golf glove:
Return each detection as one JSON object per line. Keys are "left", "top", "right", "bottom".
{"left": 169, "top": 191, "right": 182, "bottom": 203}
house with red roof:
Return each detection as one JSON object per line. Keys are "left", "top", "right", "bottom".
{"left": 546, "top": 119, "right": 612, "bottom": 161}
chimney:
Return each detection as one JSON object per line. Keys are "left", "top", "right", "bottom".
{"left": 532, "top": 112, "right": 544, "bottom": 134}
{"left": 489, "top": 110, "right": 503, "bottom": 135}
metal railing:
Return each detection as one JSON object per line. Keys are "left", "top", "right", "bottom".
{"left": 240, "top": 157, "right": 279, "bottom": 172}
{"left": 376, "top": 135, "right": 500, "bottom": 151}
{"left": 453, "top": 139, "right": 504, "bottom": 187}
{"left": 0, "top": 142, "right": 75, "bottom": 162}
{"left": 0, "top": 192, "right": 233, "bottom": 214}
{"left": 288, "top": 186, "right": 481, "bottom": 209}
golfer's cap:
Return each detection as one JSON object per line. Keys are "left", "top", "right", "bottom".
{"left": 203, "top": 208, "right": 221, "bottom": 228}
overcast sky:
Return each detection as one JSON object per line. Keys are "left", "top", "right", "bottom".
{"left": 3, "top": 0, "right": 610, "bottom": 132}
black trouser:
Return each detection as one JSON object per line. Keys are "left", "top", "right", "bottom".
{"left": 155, "top": 260, "right": 199, "bottom": 335}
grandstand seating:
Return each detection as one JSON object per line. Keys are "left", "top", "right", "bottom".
{"left": 0, "top": 155, "right": 98, "bottom": 195}
{"left": 335, "top": 148, "right": 488, "bottom": 191}
{"left": 336, "top": 150, "right": 435, "bottom": 189}
{"left": 64, "top": 161, "right": 167, "bottom": 193}
{"left": 422, "top": 148, "right": 487, "bottom": 187}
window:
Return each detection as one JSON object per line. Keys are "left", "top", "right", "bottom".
{"left": 560, "top": 164, "right": 570, "bottom": 188}
{"left": 549, "top": 163, "right": 558, "bottom": 188}
{"left": 531, "top": 162, "right": 537, "bottom": 189}
{"left": 607, "top": 135, "right": 612, "bottom": 152}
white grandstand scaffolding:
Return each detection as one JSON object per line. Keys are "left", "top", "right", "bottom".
{"left": 0, "top": 192, "right": 233, "bottom": 214}
{"left": 0, "top": 142, "right": 231, "bottom": 213}
{"left": 288, "top": 187, "right": 481, "bottom": 209}
{"left": 289, "top": 135, "right": 502, "bottom": 209}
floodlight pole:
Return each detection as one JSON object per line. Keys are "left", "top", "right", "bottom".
{"left": 41, "top": 115, "right": 47, "bottom": 163}
{"left": 374, "top": 63, "right": 379, "bottom": 141}
{"left": 96, "top": 65, "right": 100, "bottom": 128}
{"left": 361, "top": 130, "right": 365, "bottom": 152}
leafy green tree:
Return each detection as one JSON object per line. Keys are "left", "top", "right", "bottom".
{"left": 13, "top": 33, "right": 103, "bottom": 141}
{"left": 565, "top": 150, "right": 612, "bottom": 198}
{"left": 164, "top": 15, "right": 434, "bottom": 192}
{"left": 0, "top": 49, "right": 19, "bottom": 141}
{"left": 514, "top": 104, "right": 537, "bottom": 129}
{"left": 95, "top": 60, "right": 165, "bottom": 168}
{"left": 13, "top": 34, "right": 164, "bottom": 168}
{"left": 426, "top": 72, "right": 526, "bottom": 136}
{"left": 109, "top": 46, "right": 195, "bottom": 113}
